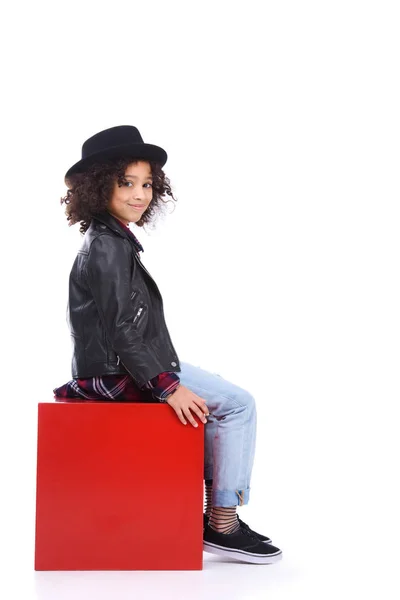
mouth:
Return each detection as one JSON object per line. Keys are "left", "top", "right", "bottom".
{"left": 128, "top": 204, "right": 146, "bottom": 210}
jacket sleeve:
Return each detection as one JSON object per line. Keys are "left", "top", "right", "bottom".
{"left": 140, "top": 371, "right": 181, "bottom": 402}
{"left": 84, "top": 234, "right": 167, "bottom": 387}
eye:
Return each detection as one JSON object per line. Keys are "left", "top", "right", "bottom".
{"left": 122, "top": 180, "right": 152, "bottom": 188}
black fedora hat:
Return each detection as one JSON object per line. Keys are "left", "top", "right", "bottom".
{"left": 64, "top": 125, "right": 168, "bottom": 182}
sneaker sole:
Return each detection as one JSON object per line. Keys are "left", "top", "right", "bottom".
{"left": 203, "top": 540, "right": 282, "bottom": 564}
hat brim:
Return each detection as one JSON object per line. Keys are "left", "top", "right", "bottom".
{"left": 64, "top": 142, "right": 167, "bottom": 182}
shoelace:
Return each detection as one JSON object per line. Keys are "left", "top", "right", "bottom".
{"left": 239, "top": 525, "right": 260, "bottom": 542}
{"left": 204, "top": 515, "right": 260, "bottom": 541}
{"left": 238, "top": 518, "right": 255, "bottom": 534}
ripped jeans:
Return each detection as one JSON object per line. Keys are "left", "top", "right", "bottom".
{"left": 176, "top": 361, "right": 258, "bottom": 507}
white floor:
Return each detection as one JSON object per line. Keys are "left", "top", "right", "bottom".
{"left": 2, "top": 532, "right": 398, "bottom": 600}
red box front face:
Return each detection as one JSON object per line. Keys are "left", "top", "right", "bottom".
{"left": 35, "top": 402, "right": 204, "bottom": 570}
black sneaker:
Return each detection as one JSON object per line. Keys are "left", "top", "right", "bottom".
{"left": 203, "top": 513, "right": 272, "bottom": 544}
{"left": 203, "top": 523, "right": 282, "bottom": 564}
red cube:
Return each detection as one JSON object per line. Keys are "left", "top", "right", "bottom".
{"left": 34, "top": 401, "right": 204, "bottom": 570}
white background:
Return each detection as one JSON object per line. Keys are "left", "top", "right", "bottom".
{"left": 0, "top": 1, "right": 399, "bottom": 598}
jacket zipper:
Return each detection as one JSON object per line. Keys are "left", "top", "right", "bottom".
{"left": 117, "top": 354, "right": 129, "bottom": 369}
{"left": 116, "top": 354, "right": 141, "bottom": 387}
{"left": 134, "top": 258, "right": 179, "bottom": 362}
{"left": 133, "top": 306, "right": 144, "bottom": 324}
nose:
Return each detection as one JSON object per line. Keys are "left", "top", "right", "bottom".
{"left": 133, "top": 189, "right": 148, "bottom": 203}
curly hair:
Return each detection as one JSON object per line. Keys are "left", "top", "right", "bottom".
{"left": 60, "top": 156, "right": 178, "bottom": 235}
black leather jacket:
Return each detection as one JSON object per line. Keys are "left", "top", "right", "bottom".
{"left": 67, "top": 210, "right": 181, "bottom": 387}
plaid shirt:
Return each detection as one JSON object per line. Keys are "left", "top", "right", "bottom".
{"left": 53, "top": 213, "right": 180, "bottom": 403}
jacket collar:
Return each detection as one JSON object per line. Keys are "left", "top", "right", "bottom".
{"left": 92, "top": 210, "right": 144, "bottom": 253}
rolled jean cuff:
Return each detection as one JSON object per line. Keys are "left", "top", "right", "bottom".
{"left": 212, "top": 487, "right": 250, "bottom": 507}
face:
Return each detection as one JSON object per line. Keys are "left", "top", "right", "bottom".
{"left": 107, "top": 160, "right": 153, "bottom": 225}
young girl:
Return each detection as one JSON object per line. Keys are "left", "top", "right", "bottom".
{"left": 53, "top": 125, "right": 282, "bottom": 565}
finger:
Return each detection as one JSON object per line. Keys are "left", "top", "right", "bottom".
{"left": 176, "top": 408, "right": 187, "bottom": 425}
{"left": 183, "top": 408, "right": 199, "bottom": 428}
{"left": 192, "top": 405, "right": 208, "bottom": 423}
{"left": 195, "top": 398, "right": 210, "bottom": 416}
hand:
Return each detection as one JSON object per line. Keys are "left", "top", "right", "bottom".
{"left": 166, "top": 384, "right": 210, "bottom": 427}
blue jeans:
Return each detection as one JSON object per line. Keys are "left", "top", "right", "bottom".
{"left": 176, "top": 361, "right": 258, "bottom": 507}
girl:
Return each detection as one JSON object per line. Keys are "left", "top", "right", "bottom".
{"left": 53, "top": 125, "right": 282, "bottom": 565}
